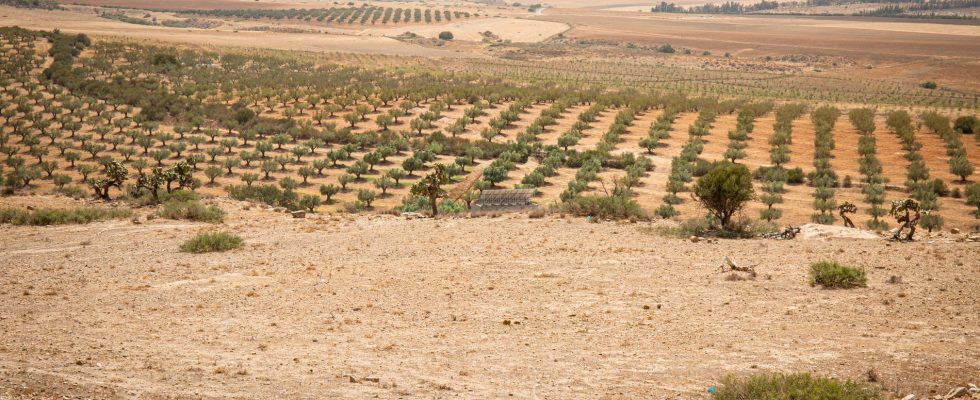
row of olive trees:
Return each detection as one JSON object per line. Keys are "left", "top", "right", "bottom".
{"left": 759, "top": 103, "right": 806, "bottom": 223}
{"left": 810, "top": 106, "right": 840, "bottom": 224}
{"left": 656, "top": 105, "right": 717, "bottom": 218}
{"left": 848, "top": 108, "right": 889, "bottom": 230}
{"left": 886, "top": 110, "right": 943, "bottom": 231}
{"left": 919, "top": 111, "right": 974, "bottom": 182}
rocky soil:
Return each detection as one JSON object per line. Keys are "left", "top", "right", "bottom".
{"left": 0, "top": 195, "right": 978, "bottom": 399}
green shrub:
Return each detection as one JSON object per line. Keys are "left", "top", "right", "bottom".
{"left": 180, "top": 231, "right": 243, "bottom": 253}
{"left": 127, "top": 188, "right": 198, "bottom": 207}
{"left": 786, "top": 167, "right": 805, "bottom": 184}
{"left": 561, "top": 194, "right": 645, "bottom": 220}
{"left": 0, "top": 207, "right": 132, "bottom": 226}
{"left": 714, "top": 372, "right": 880, "bottom": 400}
{"left": 438, "top": 199, "right": 465, "bottom": 214}
{"left": 651, "top": 217, "right": 709, "bottom": 238}
{"left": 809, "top": 261, "right": 867, "bottom": 289}
{"left": 953, "top": 115, "right": 976, "bottom": 134}
{"left": 400, "top": 195, "right": 431, "bottom": 213}
{"left": 655, "top": 204, "right": 677, "bottom": 218}
{"left": 56, "top": 185, "right": 88, "bottom": 199}
{"left": 157, "top": 200, "right": 224, "bottom": 223}
{"left": 692, "top": 158, "right": 712, "bottom": 177}
{"left": 226, "top": 184, "right": 298, "bottom": 210}
{"left": 438, "top": 31, "right": 454, "bottom": 40}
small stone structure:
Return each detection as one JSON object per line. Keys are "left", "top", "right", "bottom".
{"left": 471, "top": 189, "right": 537, "bottom": 214}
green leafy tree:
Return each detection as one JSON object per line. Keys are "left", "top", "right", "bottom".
{"left": 339, "top": 174, "right": 355, "bottom": 190}
{"left": 241, "top": 172, "right": 259, "bottom": 187}
{"left": 692, "top": 161, "right": 755, "bottom": 229}
{"left": 90, "top": 160, "right": 128, "bottom": 200}
{"left": 300, "top": 194, "right": 321, "bottom": 212}
{"left": 375, "top": 176, "right": 395, "bottom": 195}
{"left": 291, "top": 145, "right": 311, "bottom": 163}
{"left": 205, "top": 166, "right": 223, "bottom": 184}
{"left": 320, "top": 184, "right": 340, "bottom": 203}
{"left": 386, "top": 168, "right": 407, "bottom": 185}
{"left": 261, "top": 160, "right": 278, "bottom": 180}
{"left": 482, "top": 164, "right": 508, "bottom": 187}
{"left": 223, "top": 157, "right": 241, "bottom": 175}
{"left": 347, "top": 160, "right": 370, "bottom": 179}
{"left": 402, "top": 157, "right": 423, "bottom": 176}
{"left": 298, "top": 166, "right": 315, "bottom": 184}
{"left": 949, "top": 156, "right": 974, "bottom": 182}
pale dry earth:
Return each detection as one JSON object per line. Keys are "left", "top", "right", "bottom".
{"left": 0, "top": 195, "right": 978, "bottom": 399}
{"left": 0, "top": 6, "right": 481, "bottom": 58}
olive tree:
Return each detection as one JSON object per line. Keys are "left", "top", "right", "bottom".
{"left": 692, "top": 161, "right": 755, "bottom": 229}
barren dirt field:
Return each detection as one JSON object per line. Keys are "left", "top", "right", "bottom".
{"left": 0, "top": 7, "right": 482, "bottom": 58}
{"left": 0, "top": 195, "right": 978, "bottom": 399}
{"left": 534, "top": 10, "right": 980, "bottom": 90}
{"left": 368, "top": 17, "right": 568, "bottom": 42}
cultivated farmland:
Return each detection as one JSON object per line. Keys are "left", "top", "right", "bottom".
{"left": 1, "top": 0, "right": 979, "bottom": 398}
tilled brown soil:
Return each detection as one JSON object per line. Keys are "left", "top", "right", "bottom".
{"left": 1, "top": 196, "right": 978, "bottom": 399}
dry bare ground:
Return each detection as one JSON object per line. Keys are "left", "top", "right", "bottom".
{"left": 0, "top": 195, "right": 978, "bottom": 399}
{"left": 366, "top": 17, "right": 569, "bottom": 42}
{"left": 534, "top": 10, "right": 980, "bottom": 91}
{"left": 0, "top": 6, "right": 481, "bottom": 58}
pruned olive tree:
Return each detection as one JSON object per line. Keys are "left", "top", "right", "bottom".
{"left": 410, "top": 163, "right": 450, "bottom": 217}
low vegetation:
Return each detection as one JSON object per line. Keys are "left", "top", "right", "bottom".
{"left": 179, "top": 231, "right": 243, "bottom": 253}
{"left": 0, "top": 27, "right": 975, "bottom": 230}
{"left": 175, "top": 6, "right": 473, "bottom": 25}
{"left": 561, "top": 193, "right": 645, "bottom": 220}
{"left": 0, "top": 0, "right": 60, "bottom": 9}
{"left": 157, "top": 199, "right": 225, "bottom": 223}
{"left": 714, "top": 372, "right": 880, "bottom": 400}
{"left": 0, "top": 207, "right": 132, "bottom": 226}
{"left": 809, "top": 261, "right": 867, "bottom": 289}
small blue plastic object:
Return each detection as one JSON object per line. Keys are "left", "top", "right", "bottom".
{"left": 707, "top": 386, "right": 717, "bottom": 394}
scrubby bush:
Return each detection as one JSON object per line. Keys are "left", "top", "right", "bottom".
{"left": 785, "top": 167, "right": 805, "bottom": 184}
{"left": 0, "top": 207, "right": 132, "bottom": 226}
{"left": 157, "top": 199, "right": 224, "bottom": 223}
{"left": 226, "top": 184, "right": 298, "bottom": 210}
{"left": 180, "top": 231, "right": 243, "bottom": 253}
{"left": 438, "top": 31, "right": 454, "bottom": 40}
{"left": 655, "top": 204, "right": 677, "bottom": 218}
{"left": 954, "top": 115, "right": 976, "bottom": 134}
{"left": 809, "top": 261, "right": 867, "bottom": 289}
{"left": 438, "top": 199, "right": 465, "bottom": 214}
{"left": 714, "top": 372, "right": 880, "bottom": 400}
{"left": 561, "top": 194, "right": 645, "bottom": 220}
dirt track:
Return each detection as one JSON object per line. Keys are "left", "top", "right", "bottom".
{"left": 1, "top": 196, "right": 977, "bottom": 399}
